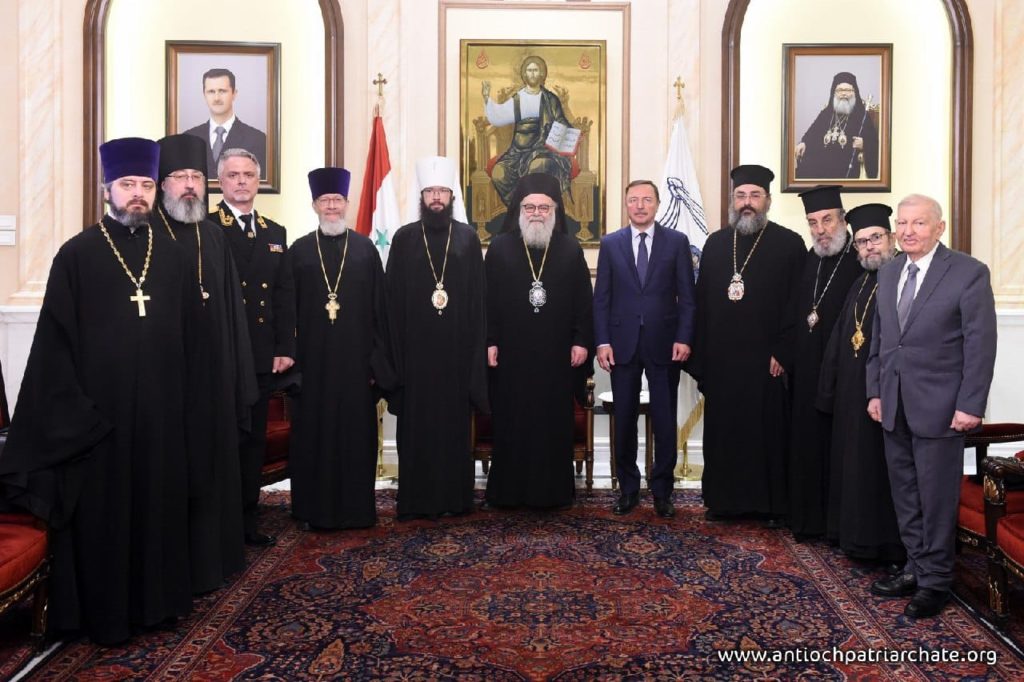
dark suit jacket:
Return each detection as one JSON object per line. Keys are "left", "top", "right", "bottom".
{"left": 866, "top": 243, "right": 997, "bottom": 437}
{"left": 593, "top": 223, "right": 697, "bottom": 365}
{"left": 185, "top": 119, "right": 267, "bottom": 178}
{"left": 211, "top": 201, "right": 295, "bottom": 373}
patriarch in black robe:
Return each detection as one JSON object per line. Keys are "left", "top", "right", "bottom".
{"left": 156, "top": 134, "right": 257, "bottom": 593}
{"left": 286, "top": 167, "right": 394, "bottom": 529}
{"left": 483, "top": 173, "right": 593, "bottom": 509}
{"left": 787, "top": 185, "right": 863, "bottom": 540}
{"left": 386, "top": 156, "right": 488, "bottom": 520}
{"left": 818, "top": 203, "right": 905, "bottom": 564}
{"left": 0, "top": 138, "right": 197, "bottom": 644}
{"left": 688, "top": 165, "right": 805, "bottom": 523}
{"left": 795, "top": 72, "right": 879, "bottom": 180}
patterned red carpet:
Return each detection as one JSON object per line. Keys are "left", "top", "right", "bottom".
{"left": 3, "top": 489, "right": 1023, "bottom": 680}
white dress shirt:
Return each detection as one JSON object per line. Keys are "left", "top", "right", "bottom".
{"left": 208, "top": 116, "right": 237, "bottom": 146}
{"left": 897, "top": 240, "right": 940, "bottom": 305}
{"left": 630, "top": 224, "right": 655, "bottom": 264}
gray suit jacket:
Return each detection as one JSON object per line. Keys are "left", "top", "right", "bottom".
{"left": 866, "top": 243, "right": 997, "bottom": 437}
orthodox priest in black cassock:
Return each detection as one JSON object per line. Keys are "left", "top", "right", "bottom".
{"left": 688, "top": 165, "right": 805, "bottom": 521}
{"left": 787, "top": 186, "right": 863, "bottom": 539}
{"left": 795, "top": 72, "right": 879, "bottom": 180}
{"left": 386, "top": 156, "right": 488, "bottom": 519}
{"left": 484, "top": 173, "right": 593, "bottom": 509}
{"left": 287, "top": 168, "right": 394, "bottom": 529}
{"left": 156, "top": 134, "right": 257, "bottom": 594}
{"left": 817, "top": 203, "right": 905, "bottom": 563}
{"left": 0, "top": 138, "right": 197, "bottom": 644}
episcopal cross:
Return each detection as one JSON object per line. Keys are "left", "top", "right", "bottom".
{"left": 373, "top": 73, "right": 388, "bottom": 97}
{"left": 326, "top": 296, "right": 340, "bottom": 323}
{"left": 130, "top": 288, "right": 151, "bottom": 317}
{"left": 673, "top": 77, "right": 685, "bottom": 101}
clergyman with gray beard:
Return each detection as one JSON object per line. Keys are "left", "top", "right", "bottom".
{"left": 687, "top": 164, "right": 806, "bottom": 526}
{"left": 787, "top": 184, "right": 863, "bottom": 542}
{"left": 795, "top": 71, "right": 880, "bottom": 180}
{"left": 483, "top": 172, "right": 593, "bottom": 510}
{"left": 155, "top": 133, "right": 258, "bottom": 594}
{"left": 816, "top": 202, "right": 905, "bottom": 569}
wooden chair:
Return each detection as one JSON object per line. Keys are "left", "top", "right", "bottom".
{"left": 0, "top": 359, "right": 50, "bottom": 639}
{"left": 261, "top": 390, "right": 292, "bottom": 486}
{"left": 958, "top": 423, "right": 1024, "bottom": 551}
{"left": 471, "top": 377, "right": 595, "bottom": 492}
{"left": 980, "top": 453, "right": 1024, "bottom": 618}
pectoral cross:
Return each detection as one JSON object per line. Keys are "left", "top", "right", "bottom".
{"left": 130, "top": 288, "right": 150, "bottom": 317}
{"left": 326, "top": 295, "right": 340, "bottom": 323}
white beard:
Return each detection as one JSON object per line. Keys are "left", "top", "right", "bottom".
{"left": 320, "top": 218, "right": 348, "bottom": 236}
{"left": 813, "top": 228, "right": 848, "bottom": 258}
{"left": 519, "top": 213, "right": 555, "bottom": 248}
{"left": 833, "top": 96, "right": 855, "bottom": 116}
{"left": 164, "top": 194, "right": 207, "bottom": 223}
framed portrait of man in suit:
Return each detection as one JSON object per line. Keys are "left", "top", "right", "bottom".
{"left": 166, "top": 41, "right": 281, "bottom": 193}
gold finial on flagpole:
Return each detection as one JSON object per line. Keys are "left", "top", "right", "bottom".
{"left": 672, "top": 77, "right": 685, "bottom": 117}
{"left": 373, "top": 72, "right": 388, "bottom": 116}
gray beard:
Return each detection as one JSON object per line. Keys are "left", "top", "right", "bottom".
{"left": 320, "top": 218, "right": 348, "bottom": 236}
{"left": 833, "top": 96, "right": 855, "bottom": 115}
{"left": 109, "top": 204, "right": 151, "bottom": 228}
{"left": 812, "top": 229, "right": 848, "bottom": 258}
{"left": 728, "top": 205, "right": 768, "bottom": 236}
{"left": 519, "top": 213, "right": 555, "bottom": 248}
{"left": 859, "top": 249, "right": 895, "bottom": 271}
{"left": 163, "top": 194, "right": 207, "bottom": 223}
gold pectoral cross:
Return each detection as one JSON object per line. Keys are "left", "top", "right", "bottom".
{"left": 130, "top": 288, "right": 150, "bottom": 317}
{"left": 326, "top": 294, "right": 340, "bottom": 323}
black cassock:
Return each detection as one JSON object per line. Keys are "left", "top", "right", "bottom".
{"left": 158, "top": 210, "right": 257, "bottom": 593}
{"left": 386, "top": 220, "right": 488, "bottom": 518}
{"left": 484, "top": 231, "right": 593, "bottom": 509}
{"left": 796, "top": 106, "right": 879, "bottom": 180}
{"left": 787, "top": 237, "right": 862, "bottom": 537}
{"left": 817, "top": 270, "right": 905, "bottom": 562}
{"left": 286, "top": 229, "right": 393, "bottom": 529}
{"left": 688, "top": 222, "right": 805, "bottom": 517}
{"left": 0, "top": 216, "right": 197, "bottom": 644}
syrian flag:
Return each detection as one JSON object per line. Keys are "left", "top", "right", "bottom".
{"left": 655, "top": 114, "right": 708, "bottom": 281}
{"left": 355, "top": 112, "right": 401, "bottom": 265}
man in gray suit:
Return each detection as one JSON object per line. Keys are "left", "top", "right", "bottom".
{"left": 866, "top": 193, "right": 997, "bottom": 618}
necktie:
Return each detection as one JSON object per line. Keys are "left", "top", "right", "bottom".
{"left": 212, "top": 126, "right": 226, "bottom": 162}
{"left": 240, "top": 214, "right": 254, "bottom": 239}
{"left": 897, "top": 262, "right": 919, "bottom": 331}
{"left": 637, "top": 232, "right": 649, "bottom": 286}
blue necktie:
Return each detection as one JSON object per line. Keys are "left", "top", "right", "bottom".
{"left": 897, "top": 262, "right": 919, "bottom": 332}
{"left": 637, "top": 232, "right": 649, "bottom": 286}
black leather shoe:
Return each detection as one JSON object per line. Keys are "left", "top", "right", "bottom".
{"left": 244, "top": 531, "right": 277, "bottom": 547}
{"left": 654, "top": 497, "right": 675, "bottom": 518}
{"left": 904, "top": 588, "right": 950, "bottom": 618}
{"left": 612, "top": 492, "right": 640, "bottom": 515}
{"left": 870, "top": 572, "right": 917, "bottom": 597}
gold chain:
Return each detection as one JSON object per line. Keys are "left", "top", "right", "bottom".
{"left": 98, "top": 219, "right": 153, "bottom": 292}
{"left": 523, "top": 235, "right": 550, "bottom": 282}
{"left": 732, "top": 224, "right": 766, "bottom": 278}
{"left": 315, "top": 229, "right": 349, "bottom": 298}
{"left": 852, "top": 272, "right": 879, "bottom": 333}
{"left": 158, "top": 207, "right": 206, "bottom": 300}
{"left": 421, "top": 222, "right": 452, "bottom": 287}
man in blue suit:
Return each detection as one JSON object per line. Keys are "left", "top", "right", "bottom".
{"left": 594, "top": 180, "right": 697, "bottom": 517}
{"left": 867, "top": 194, "right": 997, "bottom": 618}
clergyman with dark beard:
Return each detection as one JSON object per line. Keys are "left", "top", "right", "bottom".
{"left": 385, "top": 156, "right": 488, "bottom": 520}
{"left": 686, "top": 164, "right": 806, "bottom": 525}
{"left": 817, "top": 203, "right": 906, "bottom": 570}
{"left": 155, "top": 133, "right": 258, "bottom": 593}
{"left": 787, "top": 185, "right": 862, "bottom": 542}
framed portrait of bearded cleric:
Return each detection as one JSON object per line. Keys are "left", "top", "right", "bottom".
{"left": 166, "top": 41, "right": 281, "bottom": 194}
{"left": 781, "top": 44, "right": 892, "bottom": 193}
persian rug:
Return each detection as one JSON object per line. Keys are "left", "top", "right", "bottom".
{"left": 4, "top": 489, "right": 1024, "bottom": 680}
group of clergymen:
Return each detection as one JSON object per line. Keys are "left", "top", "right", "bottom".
{"left": 0, "top": 132, "right": 997, "bottom": 646}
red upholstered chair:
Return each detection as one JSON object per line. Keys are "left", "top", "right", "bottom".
{"left": 980, "top": 453, "right": 1024, "bottom": 618}
{"left": 261, "top": 391, "right": 291, "bottom": 486}
{"left": 957, "top": 424, "right": 1024, "bottom": 551}
{"left": 471, "top": 377, "right": 595, "bottom": 492}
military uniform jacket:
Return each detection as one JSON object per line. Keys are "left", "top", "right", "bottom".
{"left": 212, "top": 200, "right": 296, "bottom": 373}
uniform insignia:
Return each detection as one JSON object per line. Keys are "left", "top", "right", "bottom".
{"left": 218, "top": 207, "right": 235, "bottom": 227}
{"left": 269, "top": 243, "right": 284, "bottom": 253}
{"left": 257, "top": 214, "right": 269, "bottom": 229}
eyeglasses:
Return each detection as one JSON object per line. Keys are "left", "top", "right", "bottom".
{"left": 422, "top": 187, "right": 453, "bottom": 197}
{"left": 733, "top": 191, "right": 766, "bottom": 201}
{"left": 115, "top": 179, "right": 156, "bottom": 192}
{"left": 167, "top": 171, "right": 205, "bottom": 183}
{"left": 834, "top": 86, "right": 856, "bottom": 95}
{"left": 316, "top": 196, "right": 346, "bottom": 206}
{"left": 222, "top": 171, "right": 258, "bottom": 181}
{"left": 521, "top": 204, "right": 554, "bottom": 215}
{"left": 853, "top": 232, "right": 888, "bottom": 249}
